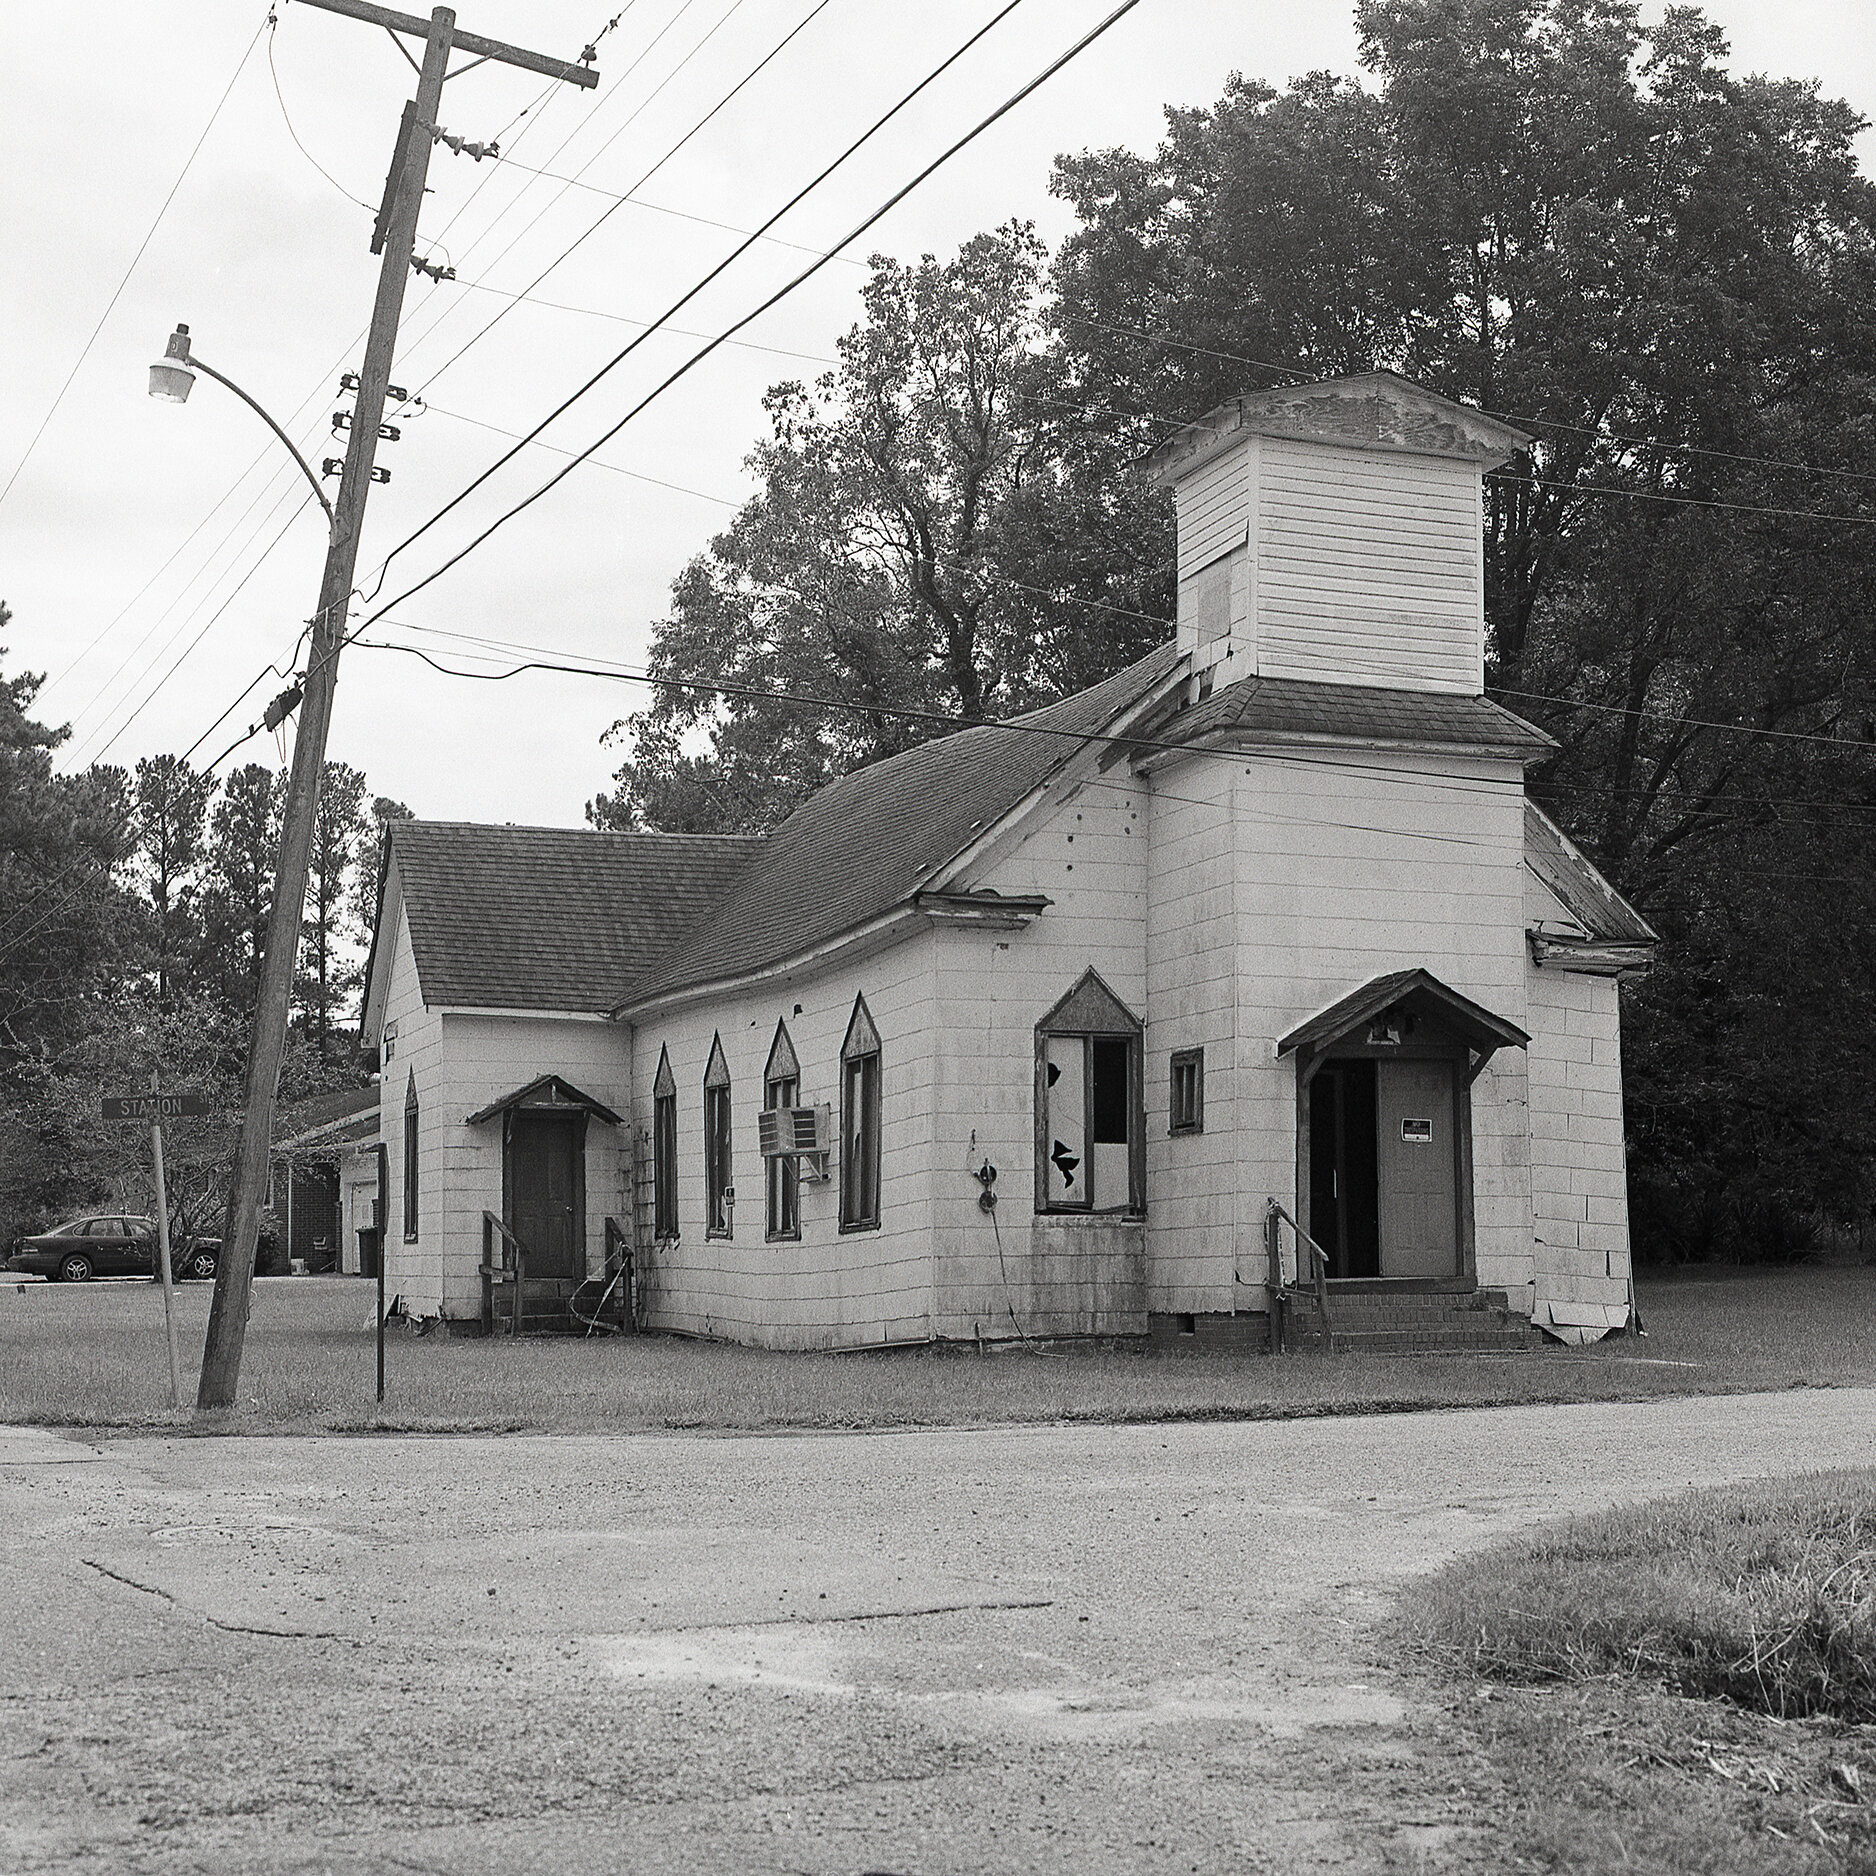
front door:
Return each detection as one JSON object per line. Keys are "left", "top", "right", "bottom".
{"left": 508, "top": 1112, "right": 585, "bottom": 1281}
{"left": 1374, "top": 1059, "right": 1459, "bottom": 1278}
{"left": 1308, "top": 1056, "right": 1462, "bottom": 1280}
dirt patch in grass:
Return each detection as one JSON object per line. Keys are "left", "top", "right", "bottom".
{"left": 1397, "top": 1470, "right": 1876, "bottom": 1872}
{"left": 3, "top": 1263, "right": 1876, "bottom": 1435}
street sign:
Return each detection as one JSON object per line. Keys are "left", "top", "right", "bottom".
{"left": 101, "top": 1093, "right": 212, "bottom": 1121}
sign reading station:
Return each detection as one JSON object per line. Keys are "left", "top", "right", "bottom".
{"left": 101, "top": 1093, "right": 212, "bottom": 1122}
{"left": 1401, "top": 1117, "right": 1434, "bottom": 1145}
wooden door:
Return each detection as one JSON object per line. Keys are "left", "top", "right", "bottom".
{"left": 1375, "top": 1059, "right": 1458, "bottom": 1278}
{"left": 509, "top": 1113, "right": 585, "bottom": 1280}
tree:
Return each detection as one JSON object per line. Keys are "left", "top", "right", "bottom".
{"left": 296, "top": 762, "right": 371, "bottom": 1061}
{"left": 0, "top": 615, "right": 144, "bottom": 1243}
{"left": 131, "top": 754, "right": 213, "bottom": 1005}
{"left": 200, "top": 764, "right": 281, "bottom": 1017}
{"left": 1045, "top": 0, "right": 1876, "bottom": 1249}
{"left": 0, "top": 618, "right": 136, "bottom": 1064}
{"left": 591, "top": 224, "right": 1171, "bottom": 832}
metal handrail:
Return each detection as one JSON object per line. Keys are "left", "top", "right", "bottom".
{"left": 1265, "top": 1198, "right": 1333, "bottom": 1351}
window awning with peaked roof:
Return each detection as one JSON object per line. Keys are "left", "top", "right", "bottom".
{"left": 465, "top": 1075, "right": 623, "bottom": 1127}
{"left": 1279, "top": 969, "right": 1529, "bottom": 1060}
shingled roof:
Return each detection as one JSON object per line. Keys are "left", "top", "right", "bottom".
{"left": 1143, "top": 673, "right": 1557, "bottom": 763}
{"left": 390, "top": 822, "right": 761, "bottom": 1013}
{"left": 617, "top": 643, "right": 1184, "bottom": 1009}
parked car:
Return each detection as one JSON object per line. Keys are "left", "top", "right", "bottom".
{"left": 8, "top": 1215, "right": 159, "bottom": 1282}
{"left": 164, "top": 1224, "right": 279, "bottom": 1283}
{"left": 5, "top": 1215, "right": 274, "bottom": 1283}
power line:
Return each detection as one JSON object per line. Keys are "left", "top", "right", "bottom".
{"left": 366, "top": 616, "right": 1876, "bottom": 829}
{"left": 486, "top": 159, "right": 875, "bottom": 267}
{"left": 367, "top": 0, "right": 1036, "bottom": 598}
{"left": 0, "top": 11, "right": 269, "bottom": 515}
{"left": 392, "top": 0, "right": 747, "bottom": 388}
{"left": 362, "top": 0, "right": 1150, "bottom": 629}
{"left": 1049, "top": 312, "right": 1876, "bottom": 494}
{"left": 267, "top": 13, "right": 373, "bottom": 211}
{"left": 449, "top": 274, "right": 839, "bottom": 363}
{"left": 408, "top": 0, "right": 830, "bottom": 401}
{"left": 1508, "top": 472, "right": 1876, "bottom": 531}
{"left": 424, "top": 401, "right": 748, "bottom": 505}
{"left": 1498, "top": 688, "right": 1876, "bottom": 754}
{"left": 82, "top": 495, "right": 318, "bottom": 770}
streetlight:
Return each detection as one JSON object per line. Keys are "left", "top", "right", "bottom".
{"left": 148, "top": 323, "right": 336, "bottom": 534}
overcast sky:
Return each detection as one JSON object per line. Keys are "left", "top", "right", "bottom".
{"left": 4, "top": 0, "right": 1870, "bottom": 828}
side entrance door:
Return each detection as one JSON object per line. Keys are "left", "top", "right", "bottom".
{"left": 508, "top": 1112, "right": 586, "bottom": 1281}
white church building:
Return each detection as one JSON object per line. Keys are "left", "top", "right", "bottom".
{"left": 359, "top": 372, "right": 1655, "bottom": 1350}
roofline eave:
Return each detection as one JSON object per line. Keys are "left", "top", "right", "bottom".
{"left": 1130, "top": 728, "right": 1553, "bottom": 776}
{"left": 614, "top": 903, "right": 938, "bottom": 1021}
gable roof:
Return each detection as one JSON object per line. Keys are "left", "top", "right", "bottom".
{"left": 464, "top": 1074, "right": 623, "bottom": 1127}
{"left": 1523, "top": 801, "right": 1657, "bottom": 946}
{"left": 390, "top": 821, "right": 761, "bottom": 1014}
{"left": 1140, "top": 674, "right": 1557, "bottom": 765}
{"left": 1279, "top": 968, "right": 1530, "bottom": 1058}
{"left": 616, "top": 643, "right": 1183, "bottom": 1010}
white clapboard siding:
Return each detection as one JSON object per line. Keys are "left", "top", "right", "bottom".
{"left": 931, "top": 777, "right": 1151, "bottom": 1338}
{"left": 378, "top": 909, "right": 448, "bottom": 1317}
{"left": 629, "top": 932, "right": 941, "bottom": 1350}
{"left": 1223, "top": 748, "right": 1537, "bottom": 1308}
{"left": 1144, "top": 759, "right": 1242, "bottom": 1311}
{"left": 1174, "top": 437, "right": 1249, "bottom": 580}
{"left": 1256, "top": 438, "right": 1484, "bottom": 693}
{"left": 1524, "top": 869, "right": 1634, "bottom": 1313}
{"left": 436, "top": 1012, "right": 634, "bottom": 1319}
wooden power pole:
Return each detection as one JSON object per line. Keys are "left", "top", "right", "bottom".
{"left": 197, "top": 2, "right": 597, "bottom": 1408}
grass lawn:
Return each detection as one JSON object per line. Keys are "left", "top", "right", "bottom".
{"left": 1397, "top": 1471, "right": 1876, "bottom": 1872}
{"left": 1, "top": 1261, "right": 1873, "bottom": 1435}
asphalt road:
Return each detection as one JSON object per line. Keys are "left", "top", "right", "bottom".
{"left": 4, "top": 1389, "right": 1874, "bottom": 1874}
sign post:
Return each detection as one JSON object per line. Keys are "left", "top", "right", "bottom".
{"left": 146, "top": 1075, "right": 182, "bottom": 1410}
{"left": 103, "top": 1087, "right": 212, "bottom": 1410}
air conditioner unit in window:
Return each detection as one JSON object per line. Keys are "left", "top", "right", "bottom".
{"left": 758, "top": 1104, "right": 833, "bottom": 1181}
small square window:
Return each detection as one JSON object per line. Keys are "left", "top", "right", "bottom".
{"left": 1170, "top": 1048, "right": 1204, "bottom": 1135}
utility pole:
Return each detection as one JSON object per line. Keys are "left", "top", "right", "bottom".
{"left": 197, "top": 2, "right": 597, "bottom": 1408}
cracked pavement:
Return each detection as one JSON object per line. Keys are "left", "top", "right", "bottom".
{"left": 3, "top": 1388, "right": 1873, "bottom": 1872}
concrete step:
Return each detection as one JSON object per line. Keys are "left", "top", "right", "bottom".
{"left": 1283, "top": 1287, "right": 1542, "bottom": 1355}
{"left": 1323, "top": 1326, "right": 1538, "bottom": 1355}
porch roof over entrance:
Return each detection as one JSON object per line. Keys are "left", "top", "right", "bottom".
{"left": 1279, "top": 969, "right": 1529, "bottom": 1059}
{"left": 465, "top": 1074, "right": 622, "bottom": 1127}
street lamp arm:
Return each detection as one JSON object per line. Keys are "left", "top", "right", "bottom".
{"left": 188, "top": 354, "right": 337, "bottom": 534}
